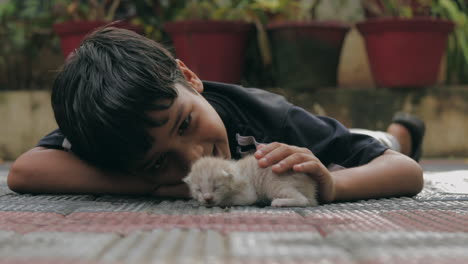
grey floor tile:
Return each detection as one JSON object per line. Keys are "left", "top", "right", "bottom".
{"left": 327, "top": 231, "right": 468, "bottom": 263}
{"left": 229, "top": 231, "right": 353, "bottom": 263}
{"left": 0, "top": 231, "right": 120, "bottom": 260}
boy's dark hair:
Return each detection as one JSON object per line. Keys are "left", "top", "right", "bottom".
{"left": 51, "top": 27, "right": 188, "bottom": 172}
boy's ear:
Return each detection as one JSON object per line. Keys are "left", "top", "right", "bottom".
{"left": 176, "top": 59, "right": 204, "bottom": 93}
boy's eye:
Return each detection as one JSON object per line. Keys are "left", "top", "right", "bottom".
{"left": 178, "top": 113, "right": 192, "bottom": 135}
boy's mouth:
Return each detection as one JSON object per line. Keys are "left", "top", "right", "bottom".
{"left": 212, "top": 145, "right": 219, "bottom": 157}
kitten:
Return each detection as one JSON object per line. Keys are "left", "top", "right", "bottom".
{"left": 183, "top": 155, "right": 318, "bottom": 207}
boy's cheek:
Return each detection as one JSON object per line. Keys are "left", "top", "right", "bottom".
{"left": 146, "top": 165, "right": 190, "bottom": 186}
{"left": 153, "top": 184, "right": 190, "bottom": 198}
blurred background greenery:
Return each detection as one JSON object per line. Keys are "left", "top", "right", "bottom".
{"left": 0, "top": 0, "right": 467, "bottom": 91}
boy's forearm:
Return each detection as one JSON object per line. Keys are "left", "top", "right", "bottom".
{"left": 8, "top": 147, "right": 155, "bottom": 195}
{"left": 331, "top": 150, "right": 424, "bottom": 202}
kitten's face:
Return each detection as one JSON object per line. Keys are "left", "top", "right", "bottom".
{"left": 183, "top": 157, "right": 235, "bottom": 206}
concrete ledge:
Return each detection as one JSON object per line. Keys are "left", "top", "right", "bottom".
{"left": 1, "top": 86, "right": 467, "bottom": 160}
{"left": 268, "top": 86, "right": 468, "bottom": 158}
{"left": 0, "top": 91, "right": 57, "bottom": 160}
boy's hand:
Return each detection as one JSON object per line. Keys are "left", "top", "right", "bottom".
{"left": 254, "top": 142, "right": 335, "bottom": 203}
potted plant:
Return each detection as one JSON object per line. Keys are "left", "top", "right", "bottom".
{"left": 0, "top": 0, "right": 59, "bottom": 90}
{"left": 52, "top": 0, "right": 143, "bottom": 58}
{"left": 254, "top": 0, "right": 352, "bottom": 91}
{"left": 163, "top": 0, "right": 254, "bottom": 84}
{"left": 357, "top": 0, "right": 455, "bottom": 87}
{"left": 434, "top": 0, "right": 468, "bottom": 84}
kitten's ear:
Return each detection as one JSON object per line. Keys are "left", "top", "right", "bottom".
{"left": 182, "top": 176, "right": 191, "bottom": 184}
{"left": 221, "top": 170, "right": 233, "bottom": 179}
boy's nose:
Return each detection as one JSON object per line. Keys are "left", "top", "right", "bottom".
{"left": 185, "top": 144, "right": 207, "bottom": 164}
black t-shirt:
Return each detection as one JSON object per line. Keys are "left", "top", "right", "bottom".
{"left": 38, "top": 81, "right": 388, "bottom": 168}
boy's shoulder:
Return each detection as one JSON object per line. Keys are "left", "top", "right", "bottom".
{"left": 202, "top": 81, "right": 293, "bottom": 122}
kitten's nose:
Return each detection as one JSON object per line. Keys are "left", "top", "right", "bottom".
{"left": 203, "top": 193, "right": 214, "bottom": 202}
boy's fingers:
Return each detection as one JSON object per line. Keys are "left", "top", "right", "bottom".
{"left": 293, "top": 160, "right": 323, "bottom": 175}
{"left": 254, "top": 144, "right": 266, "bottom": 159}
{"left": 257, "top": 144, "right": 292, "bottom": 167}
{"left": 255, "top": 142, "right": 281, "bottom": 156}
{"left": 257, "top": 143, "right": 312, "bottom": 168}
{"left": 153, "top": 183, "right": 190, "bottom": 198}
{"left": 293, "top": 161, "right": 335, "bottom": 203}
{"left": 271, "top": 153, "right": 313, "bottom": 173}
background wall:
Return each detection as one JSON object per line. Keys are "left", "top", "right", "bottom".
{"left": 0, "top": 91, "right": 57, "bottom": 161}
{"left": 2, "top": 85, "right": 468, "bottom": 160}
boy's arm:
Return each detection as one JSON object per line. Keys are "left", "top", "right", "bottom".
{"left": 7, "top": 147, "right": 156, "bottom": 195}
{"left": 331, "top": 149, "right": 423, "bottom": 202}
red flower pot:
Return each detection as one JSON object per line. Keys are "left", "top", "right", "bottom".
{"left": 267, "top": 22, "right": 350, "bottom": 90}
{"left": 357, "top": 18, "right": 454, "bottom": 87}
{"left": 53, "top": 21, "right": 143, "bottom": 58}
{"left": 164, "top": 20, "right": 253, "bottom": 84}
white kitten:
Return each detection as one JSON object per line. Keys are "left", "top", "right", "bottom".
{"left": 183, "top": 155, "right": 318, "bottom": 207}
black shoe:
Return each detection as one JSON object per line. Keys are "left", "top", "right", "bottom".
{"left": 392, "top": 112, "right": 425, "bottom": 162}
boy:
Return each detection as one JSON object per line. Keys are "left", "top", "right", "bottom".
{"left": 7, "top": 27, "right": 424, "bottom": 203}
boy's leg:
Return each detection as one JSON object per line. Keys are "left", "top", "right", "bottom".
{"left": 350, "top": 128, "right": 402, "bottom": 152}
{"left": 350, "top": 113, "right": 425, "bottom": 161}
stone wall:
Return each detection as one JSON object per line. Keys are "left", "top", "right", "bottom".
{"left": 0, "top": 91, "right": 57, "bottom": 161}
{"left": 1, "top": 86, "right": 468, "bottom": 160}
{"left": 269, "top": 86, "right": 468, "bottom": 158}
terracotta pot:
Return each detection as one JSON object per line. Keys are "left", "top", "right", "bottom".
{"left": 357, "top": 17, "right": 454, "bottom": 87}
{"left": 164, "top": 20, "right": 253, "bottom": 84}
{"left": 267, "top": 21, "right": 350, "bottom": 90}
{"left": 53, "top": 21, "right": 143, "bottom": 58}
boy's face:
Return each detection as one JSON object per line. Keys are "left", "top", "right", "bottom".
{"left": 138, "top": 61, "right": 230, "bottom": 187}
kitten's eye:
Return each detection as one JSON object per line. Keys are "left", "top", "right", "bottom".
{"left": 178, "top": 113, "right": 192, "bottom": 135}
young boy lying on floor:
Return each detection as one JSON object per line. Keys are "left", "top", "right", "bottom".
{"left": 7, "top": 27, "right": 425, "bottom": 203}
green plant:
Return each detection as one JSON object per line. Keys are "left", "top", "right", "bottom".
{"left": 248, "top": 0, "right": 359, "bottom": 23}
{"left": 249, "top": 0, "right": 321, "bottom": 22}
{"left": 434, "top": 0, "right": 468, "bottom": 84}
{"left": 132, "top": 0, "right": 187, "bottom": 41}
{"left": 0, "top": 0, "right": 58, "bottom": 90}
{"left": 362, "top": 0, "right": 433, "bottom": 18}
{"left": 173, "top": 0, "right": 251, "bottom": 21}
{"left": 51, "top": 0, "right": 122, "bottom": 22}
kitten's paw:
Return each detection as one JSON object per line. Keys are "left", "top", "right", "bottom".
{"left": 271, "top": 199, "right": 287, "bottom": 207}
{"left": 271, "top": 198, "right": 307, "bottom": 207}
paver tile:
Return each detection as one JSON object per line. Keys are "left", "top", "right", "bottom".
{"left": 0, "top": 167, "right": 467, "bottom": 263}
{"left": 0, "top": 231, "right": 119, "bottom": 260}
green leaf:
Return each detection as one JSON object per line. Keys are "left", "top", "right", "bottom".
{"left": 0, "top": 1, "right": 16, "bottom": 18}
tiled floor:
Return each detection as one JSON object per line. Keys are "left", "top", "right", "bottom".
{"left": 0, "top": 163, "right": 467, "bottom": 263}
